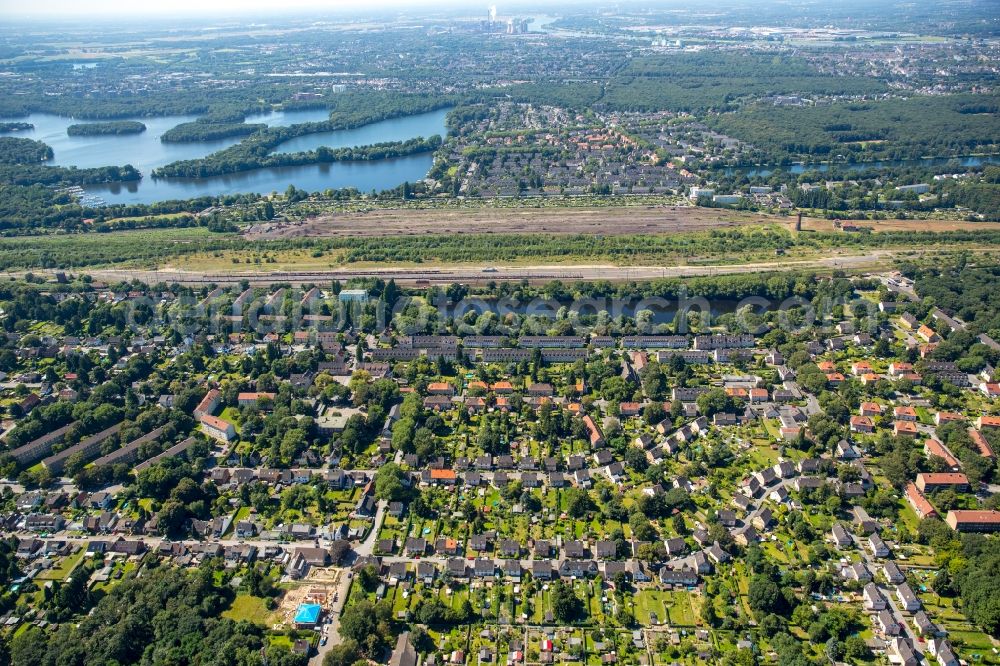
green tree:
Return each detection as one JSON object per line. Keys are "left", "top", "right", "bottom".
{"left": 550, "top": 580, "right": 586, "bottom": 623}
{"left": 323, "top": 639, "right": 361, "bottom": 666}
{"left": 339, "top": 599, "right": 392, "bottom": 656}
{"left": 844, "top": 635, "right": 871, "bottom": 660}
{"left": 564, "top": 487, "right": 596, "bottom": 518}
{"left": 374, "top": 463, "right": 410, "bottom": 502}
{"left": 748, "top": 575, "right": 781, "bottom": 616}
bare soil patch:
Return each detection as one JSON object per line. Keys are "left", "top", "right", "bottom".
{"left": 273, "top": 569, "right": 341, "bottom": 629}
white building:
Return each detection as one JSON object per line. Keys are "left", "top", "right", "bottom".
{"left": 338, "top": 289, "right": 369, "bottom": 303}
{"left": 712, "top": 194, "right": 742, "bottom": 205}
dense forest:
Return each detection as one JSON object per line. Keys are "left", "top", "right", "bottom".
{"left": 598, "top": 53, "right": 887, "bottom": 114}
{"left": 478, "top": 53, "right": 887, "bottom": 114}
{"left": 4, "top": 565, "right": 306, "bottom": 666}
{"left": 702, "top": 161, "right": 1000, "bottom": 220}
{"left": 495, "top": 82, "right": 604, "bottom": 112}
{"left": 942, "top": 166, "right": 1000, "bottom": 221}
{"left": 161, "top": 120, "right": 267, "bottom": 143}
{"left": 0, "top": 137, "right": 53, "bottom": 164}
{"left": 66, "top": 121, "right": 146, "bottom": 136}
{"left": 952, "top": 537, "right": 1000, "bottom": 636}
{"left": 707, "top": 94, "right": 1000, "bottom": 163}
{"left": 911, "top": 262, "right": 1000, "bottom": 337}
{"left": 0, "top": 186, "right": 233, "bottom": 233}
{"left": 0, "top": 84, "right": 284, "bottom": 120}
{"left": 948, "top": 182, "right": 1000, "bottom": 220}
{"left": 0, "top": 164, "right": 140, "bottom": 187}
{"left": 0, "top": 136, "right": 151, "bottom": 231}
{"left": 0, "top": 122, "right": 32, "bottom": 133}
{"left": 154, "top": 134, "right": 442, "bottom": 178}
{"left": 322, "top": 92, "right": 454, "bottom": 131}
{"left": 915, "top": 521, "right": 1000, "bottom": 637}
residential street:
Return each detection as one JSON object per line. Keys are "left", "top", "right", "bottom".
{"left": 851, "top": 533, "right": 923, "bottom": 656}
{"left": 310, "top": 569, "right": 354, "bottom": 665}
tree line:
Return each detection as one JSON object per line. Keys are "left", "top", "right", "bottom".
{"left": 0, "top": 137, "right": 53, "bottom": 165}
{"left": 154, "top": 135, "right": 442, "bottom": 178}
{"left": 66, "top": 121, "right": 146, "bottom": 136}
{"left": 3, "top": 565, "right": 306, "bottom": 666}
{"left": 161, "top": 120, "right": 267, "bottom": 143}
{"left": 0, "top": 122, "right": 32, "bottom": 133}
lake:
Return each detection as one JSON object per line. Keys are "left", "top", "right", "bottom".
{"left": 84, "top": 154, "right": 436, "bottom": 204}
{"left": 721, "top": 155, "right": 1000, "bottom": 178}
{"left": 271, "top": 108, "right": 448, "bottom": 153}
{"left": 0, "top": 107, "right": 449, "bottom": 205}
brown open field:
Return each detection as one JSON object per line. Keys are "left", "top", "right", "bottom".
{"left": 243, "top": 205, "right": 775, "bottom": 239}
{"left": 244, "top": 205, "right": 993, "bottom": 240}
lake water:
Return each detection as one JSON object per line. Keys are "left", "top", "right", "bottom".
{"left": 272, "top": 108, "right": 449, "bottom": 153}
{"left": 527, "top": 14, "right": 558, "bottom": 33}
{"left": 244, "top": 107, "right": 332, "bottom": 127}
{"left": 84, "top": 154, "right": 436, "bottom": 204}
{"left": 721, "top": 155, "right": 1000, "bottom": 178}
{"left": 0, "top": 107, "right": 448, "bottom": 205}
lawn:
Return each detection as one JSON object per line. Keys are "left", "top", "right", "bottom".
{"left": 914, "top": 407, "right": 934, "bottom": 425}
{"left": 220, "top": 406, "right": 242, "bottom": 433}
{"left": 634, "top": 589, "right": 667, "bottom": 625}
{"left": 948, "top": 629, "right": 1000, "bottom": 665}
{"left": 761, "top": 419, "right": 782, "bottom": 441}
{"left": 36, "top": 549, "right": 86, "bottom": 581}
{"left": 761, "top": 539, "right": 791, "bottom": 565}
{"left": 29, "top": 321, "right": 64, "bottom": 337}
{"left": 920, "top": 595, "right": 1000, "bottom": 664}
{"left": 223, "top": 594, "right": 276, "bottom": 625}
{"left": 268, "top": 634, "right": 296, "bottom": 650}
{"left": 746, "top": 444, "right": 781, "bottom": 468}
{"left": 662, "top": 590, "right": 698, "bottom": 627}
{"left": 896, "top": 500, "right": 921, "bottom": 534}
{"left": 226, "top": 506, "right": 253, "bottom": 535}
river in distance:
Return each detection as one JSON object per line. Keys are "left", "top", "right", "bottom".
{"left": 0, "top": 107, "right": 449, "bottom": 205}
{"left": 721, "top": 155, "right": 1000, "bottom": 177}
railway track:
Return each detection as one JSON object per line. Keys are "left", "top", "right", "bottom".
{"left": 16, "top": 249, "right": 901, "bottom": 286}
{"left": 86, "top": 268, "right": 588, "bottom": 286}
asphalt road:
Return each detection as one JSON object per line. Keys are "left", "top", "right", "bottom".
{"left": 851, "top": 532, "right": 923, "bottom": 655}
{"left": 310, "top": 570, "right": 353, "bottom": 665}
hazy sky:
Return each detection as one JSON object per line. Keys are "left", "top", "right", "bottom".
{"left": 0, "top": 0, "right": 477, "bottom": 18}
